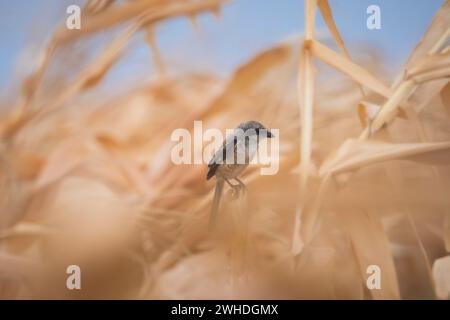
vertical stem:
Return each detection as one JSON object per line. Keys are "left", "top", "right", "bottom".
{"left": 299, "top": 0, "right": 317, "bottom": 193}
{"left": 293, "top": 0, "right": 317, "bottom": 248}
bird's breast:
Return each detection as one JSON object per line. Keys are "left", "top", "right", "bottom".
{"left": 215, "top": 163, "right": 248, "bottom": 179}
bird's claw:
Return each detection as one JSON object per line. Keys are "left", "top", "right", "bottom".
{"left": 227, "top": 187, "right": 239, "bottom": 200}
{"left": 227, "top": 184, "right": 246, "bottom": 200}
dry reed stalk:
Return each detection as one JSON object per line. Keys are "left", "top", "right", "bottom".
{"left": 298, "top": 0, "right": 317, "bottom": 193}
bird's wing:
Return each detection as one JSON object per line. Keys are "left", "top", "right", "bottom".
{"left": 206, "top": 135, "right": 238, "bottom": 180}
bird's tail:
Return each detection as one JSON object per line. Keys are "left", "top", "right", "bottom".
{"left": 210, "top": 179, "right": 225, "bottom": 227}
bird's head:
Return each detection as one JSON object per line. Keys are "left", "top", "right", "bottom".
{"left": 237, "top": 120, "right": 275, "bottom": 139}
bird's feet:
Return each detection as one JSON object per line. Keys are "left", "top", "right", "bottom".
{"left": 234, "top": 178, "right": 247, "bottom": 194}
{"left": 226, "top": 184, "right": 246, "bottom": 200}
{"left": 225, "top": 178, "right": 247, "bottom": 200}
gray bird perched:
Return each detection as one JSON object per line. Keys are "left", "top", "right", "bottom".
{"left": 206, "top": 121, "right": 274, "bottom": 226}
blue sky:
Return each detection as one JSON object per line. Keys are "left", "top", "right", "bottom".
{"left": 0, "top": 0, "right": 444, "bottom": 93}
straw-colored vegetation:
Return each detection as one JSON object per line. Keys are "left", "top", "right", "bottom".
{"left": 0, "top": 0, "right": 450, "bottom": 299}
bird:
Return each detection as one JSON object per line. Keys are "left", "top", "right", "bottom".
{"left": 206, "top": 120, "right": 274, "bottom": 226}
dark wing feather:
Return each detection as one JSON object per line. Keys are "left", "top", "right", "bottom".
{"left": 206, "top": 135, "right": 237, "bottom": 180}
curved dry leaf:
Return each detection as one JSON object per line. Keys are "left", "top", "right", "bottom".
{"left": 310, "top": 40, "right": 391, "bottom": 98}
{"left": 357, "top": 101, "right": 407, "bottom": 128}
{"left": 362, "top": 2, "right": 450, "bottom": 135}
{"left": 365, "top": 80, "right": 417, "bottom": 136}
{"left": 320, "top": 139, "right": 450, "bottom": 176}
{"left": 404, "top": 1, "right": 450, "bottom": 68}
{"left": 317, "top": 0, "right": 364, "bottom": 96}
{"left": 30, "top": 24, "right": 139, "bottom": 124}
{"left": 317, "top": 0, "right": 349, "bottom": 56}
{"left": 57, "top": 0, "right": 228, "bottom": 43}
{"left": 408, "top": 51, "right": 450, "bottom": 77}
{"left": 56, "top": 0, "right": 166, "bottom": 43}
{"left": 406, "top": 52, "right": 450, "bottom": 84}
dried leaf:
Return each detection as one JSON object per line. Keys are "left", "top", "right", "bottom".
{"left": 320, "top": 139, "right": 450, "bottom": 176}
{"left": 404, "top": 1, "right": 450, "bottom": 67}
{"left": 310, "top": 40, "right": 391, "bottom": 98}
{"left": 357, "top": 101, "right": 407, "bottom": 128}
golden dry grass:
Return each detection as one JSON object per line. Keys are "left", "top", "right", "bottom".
{"left": 0, "top": 0, "right": 450, "bottom": 299}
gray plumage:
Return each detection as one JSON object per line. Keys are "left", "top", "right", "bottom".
{"left": 207, "top": 121, "right": 274, "bottom": 225}
{"left": 206, "top": 121, "right": 273, "bottom": 180}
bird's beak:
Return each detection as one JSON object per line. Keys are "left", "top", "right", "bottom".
{"left": 266, "top": 130, "right": 274, "bottom": 138}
